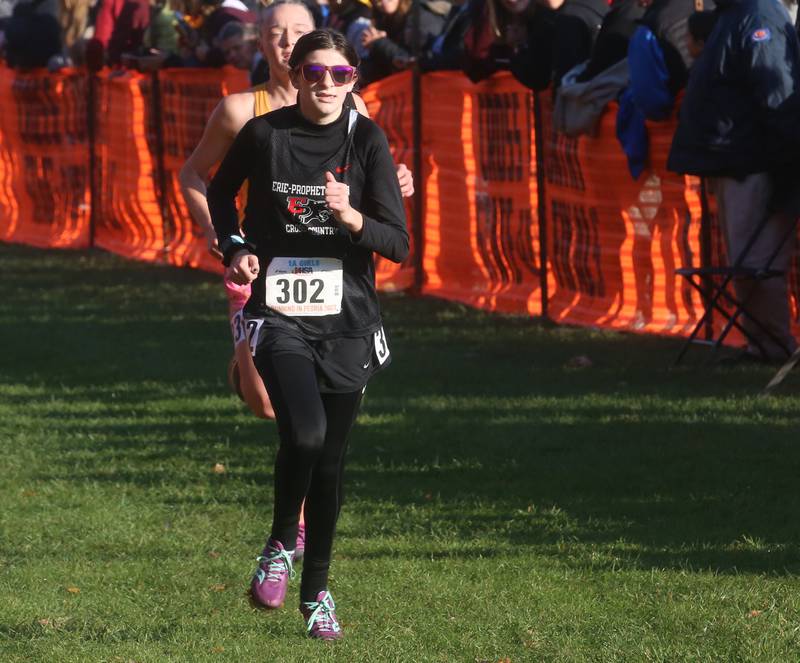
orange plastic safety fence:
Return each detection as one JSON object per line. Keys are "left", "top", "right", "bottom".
{"left": 93, "top": 71, "right": 164, "bottom": 261}
{"left": 421, "top": 72, "right": 542, "bottom": 314}
{"left": 362, "top": 70, "right": 416, "bottom": 292}
{"left": 791, "top": 240, "right": 800, "bottom": 339}
{"left": 539, "top": 90, "right": 704, "bottom": 336}
{"left": 0, "top": 67, "right": 90, "bottom": 248}
{"left": 159, "top": 66, "right": 249, "bottom": 274}
{"left": 3, "top": 65, "right": 800, "bottom": 345}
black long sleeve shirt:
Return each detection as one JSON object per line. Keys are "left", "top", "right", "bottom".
{"left": 207, "top": 104, "right": 409, "bottom": 340}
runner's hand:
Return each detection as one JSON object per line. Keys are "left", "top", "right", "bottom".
{"left": 396, "top": 163, "right": 414, "bottom": 198}
{"left": 325, "top": 171, "right": 363, "bottom": 234}
{"left": 227, "top": 251, "right": 260, "bottom": 285}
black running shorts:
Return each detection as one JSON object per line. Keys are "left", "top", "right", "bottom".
{"left": 248, "top": 320, "right": 392, "bottom": 393}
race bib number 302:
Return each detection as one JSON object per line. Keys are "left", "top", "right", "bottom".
{"left": 265, "top": 257, "right": 343, "bottom": 317}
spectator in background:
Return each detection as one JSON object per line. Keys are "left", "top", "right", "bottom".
{"left": 576, "top": 0, "right": 646, "bottom": 81}
{"left": 60, "top": 0, "right": 92, "bottom": 59}
{"left": 199, "top": 0, "right": 256, "bottom": 65}
{"left": 94, "top": 0, "right": 151, "bottom": 64}
{"left": 327, "top": 0, "right": 372, "bottom": 58}
{"left": 552, "top": 0, "right": 642, "bottom": 136}
{"left": 428, "top": 0, "right": 541, "bottom": 82}
{"left": 201, "top": 0, "right": 255, "bottom": 40}
{"left": 636, "top": 0, "right": 714, "bottom": 96}
{"left": 218, "top": 20, "right": 268, "bottom": 82}
{"left": 304, "top": 0, "right": 329, "bottom": 26}
{"left": 541, "top": 0, "right": 609, "bottom": 85}
{"left": 4, "top": 0, "right": 63, "bottom": 68}
{"left": 616, "top": 0, "right": 715, "bottom": 178}
{"left": 549, "top": 0, "right": 644, "bottom": 137}
{"left": 507, "top": 0, "right": 606, "bottom": 90}
{"left": 685, "top": 8, "right": 716, "bottom": 57}
{"left": 669, "top": 0, "right": 800, "bottom": 362}
{"left": 143, "top": 0, "right": 182, "bottom": 61}
{"left": 172, "top": 3, "right": 207, "bottom": 65}
{"left": 359, "top": 0, "right": 451, "bottom": 84}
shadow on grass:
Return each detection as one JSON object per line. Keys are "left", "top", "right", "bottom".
{"left": 3, "top": 245, "right": 800, "bottom": 576}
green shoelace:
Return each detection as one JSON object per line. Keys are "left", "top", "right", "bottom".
{"left": 254, "top": 546, "right": 295, "bottom": 584}
{"left": 302, "top": 591, "right": 341, "bottom": 634}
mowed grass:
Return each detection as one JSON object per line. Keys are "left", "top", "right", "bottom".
{"left": 1, "top": 243, "right": 800, "bottom": 663}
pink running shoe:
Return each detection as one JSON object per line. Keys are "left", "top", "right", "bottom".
{"left": 300, "top": 591, "right": 343, "bottom": 640}
{"left": 251, "top": 539, "right": 295, "bottom": 609}
{"left": 295, "top": 523, "right": 306, "bottom": 562}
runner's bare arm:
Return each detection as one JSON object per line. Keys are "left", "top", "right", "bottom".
{"left": 179, "top": 95, "right": 252, "bottom": 257}
{"left": 353, "top": 92, "right": 415, "bottom": 198}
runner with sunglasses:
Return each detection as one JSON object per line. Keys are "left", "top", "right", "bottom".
{"left": 180, "top": 0, "right": 413, "bottom": 563}
{"left": 208, "top": 28, "right": 408, "bottom": 640}
{"left": 181, "top": 0, "right": 413, "bottom": 421}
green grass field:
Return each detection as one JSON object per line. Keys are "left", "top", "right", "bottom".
{"left": 1, "top": 243, "right": 800, "bottom": 662}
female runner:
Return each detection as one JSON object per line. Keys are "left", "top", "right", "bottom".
{"left": 207, "top": 28, "right": 408, "bottom": 640}
{"left": 183, "top": 0, "right": 414, "bottom": 559}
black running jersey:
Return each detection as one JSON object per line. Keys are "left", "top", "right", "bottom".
{"left": 208, "top": 103, "right": 409, "bottom": 340}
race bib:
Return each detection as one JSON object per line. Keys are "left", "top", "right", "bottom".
{"left": 231, "top": 310, "right": 264, "bottom": 356}
{"left": 374, "top": 325, "right": 390, "bottom": 365}
{"left": 265, "top": 257, "right": 343, "bottom": 316}
{"left": 231, "top": 309, "right": 246, "bottom": 346}
{"left": 246, "top": 318, "right": 264, "bottom": 357}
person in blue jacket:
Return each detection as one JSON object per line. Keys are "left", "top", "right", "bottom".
{"left": 668, "top": 0, "right": 800, "bottom": 361}
{"left": 616, "top": 0, "right": 716, "bottom": 179}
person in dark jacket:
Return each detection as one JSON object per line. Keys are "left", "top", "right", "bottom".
{"left": 576, "top": 0, "right": 646, "bottom": 82}
{"left": 359, "top": 0, "right": 451, "bottom": 85}
{"left": 542, "top": 0, "right": 609, "bottom": 85}
{"left": 426, "top": 0, "right": 542, "bottom": 83}
{"left": 328, "top": 0, "right": 372, "bottom": 58}
{"left": 616, "top": 0, "right": 715, "bottom": 178}
{"left": 686, "top": 8, "right": 718, "bottom": 57}
{"left": 668, "top": 0, "right": 800, "bottom": 360}
{"left": 4, "top": 0, "right": 62, "bottom": 68}
{"left": 508, "top": 0, "right": 607, "bottom": 90}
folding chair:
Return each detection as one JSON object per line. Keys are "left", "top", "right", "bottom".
{"left": 763, "top": 346, "right": 800, "bottom": 393}
{"left": 674, "top": 195, "right": 798, "bottom": 366}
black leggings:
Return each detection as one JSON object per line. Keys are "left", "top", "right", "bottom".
{"left": 256, "top": 350, "right": 363, "bottom": 602}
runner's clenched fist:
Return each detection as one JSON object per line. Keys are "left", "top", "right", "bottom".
{"left": 325, "top": 171, "right": 363, "bottom": 235}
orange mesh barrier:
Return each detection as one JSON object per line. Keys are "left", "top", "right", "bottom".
{"left": 93, "top": 71, "right": 164, "bottom": 261}
{"left": 0, "top": 67, "right": 90, "bottom": 248}
{"left": 421, "top": 72, "right": 542, "bottom": 314}
{"left": 539, "top": 90, "right": 704, "bottom": 336}
{"left": 791, "top": 234, "right": 800, "bottom": 339}
{"left": 159, "top": 66, "right": 249, "bottom": 274}
{"left": 3, "top": 65, "right": 799, "bottom": 344}
{"left": 362, "top": 71, "right": 416, "bottom": 292}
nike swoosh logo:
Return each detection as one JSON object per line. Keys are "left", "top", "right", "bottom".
{"left": 363, "top": 361, "right": 370, "bottom": 369}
